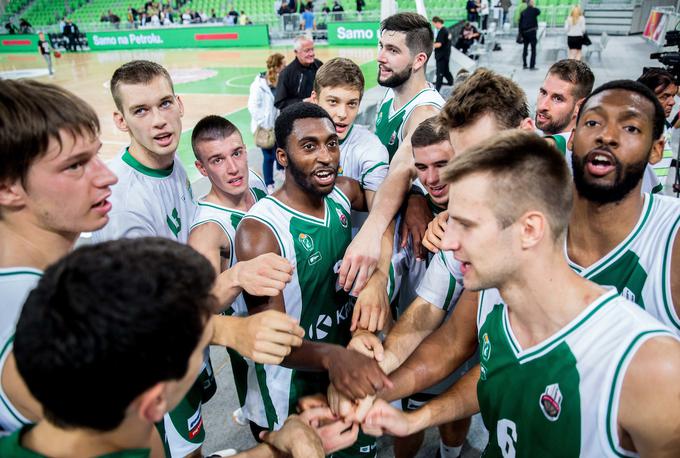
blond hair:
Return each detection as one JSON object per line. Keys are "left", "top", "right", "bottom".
{"left": 266, "top": 53, "right": 285, "bottom": 87}
{"left": 569, "top": 5, "right": 582, "bottom": 22}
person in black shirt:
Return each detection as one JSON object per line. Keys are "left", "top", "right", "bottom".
{"left": 274, "top": 35, "right": 323, "bottom": 109}
{"left": 466, "top": 0, "right": 478, "bottom": 23}
{"left": 432, "top": 16, "right": 453, "bottom": 91}
{"left": 331, "top": 0, "right": 344, "bottom": 21}
{"left": 37, "top": 32, "right": 53, "bottom": 75}
{"left": 519, "top": 0, "right": 540, "bottom": 69}
{"left": 454, "top": 21, "right": 480, "bottom": 56}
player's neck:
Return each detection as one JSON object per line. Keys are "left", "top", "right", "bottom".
{"left": 0, "top": 217, "right": 76, "bottom": 270}
{"left": 277, "top": 179, "right": 326, "bottom": 219}
{"left": 567, "top": 185, "right": 645, "bottom": 268}
{"left": 128, "top": 141, "right": 175, "bottom": 170}
{"left": 498, "top": 247, "right": 605, "bottom": 349}
{"left": 392, "top": 71, "right": 429, "bottom": 111}
{"left": 206, "top": 185, "right": 254, "bottom": 212}
{"left": 23, "top": 420, "right": 152, "bottom": 458}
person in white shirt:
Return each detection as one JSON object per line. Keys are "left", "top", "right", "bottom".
{"left": 565, "top": 5, "right": 586, "bottom": 61}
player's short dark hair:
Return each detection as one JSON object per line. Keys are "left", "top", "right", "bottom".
{"left": 411, "top": 116, "right": 449, "bottom": 149}
{"left": 547, "top": 59, "right": 595, "bottom": 100}
{"left": 313, "top": 57, "right": 365, "bottom": 99}
{"left": 440, "top": 68, "right": 529, "bottom": 130}
{"left": 432, "top": 16, "right": 444, "bottom": 24}
{"left": 0, "top": 79, "right": 99, "bottom": 188}
{"left": 441, "top": 130, "right": 572, "bottom": 240}
{"left": 14, "top": 238, "right": 215, "bottom": 432}
{"left": 275, "top": 102, "right": 334, "bottom": 151}
{"left": 577, "top": 79, "right": 665, "bottom": 140}
{"left": 637, "top": 67, "right": 676, "bottom": 96}
{"left": 110, "top": 60, "right": 174, "bottom": 111}
{"left": 381, "top": 12, "right": 434, "bottom": 59}
{"left": 191, "top": 115, "right": 240, "bottom": 160}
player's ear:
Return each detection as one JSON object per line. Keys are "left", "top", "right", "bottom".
{"left": 276, "top": 147, "right": 288, "bottom": 168}
{"left": 195, "top": 159, "right": 208, "bottom": 177}
{"left": 176, "top": 94, "right": 184, "bottom": 118}
{"left": 414, "top": 51, "right": 428, "bottom": 72}
{"left": 113, "top": 111, "right": 129, "bottom": 133}
{"left": 567, "top": 129, "right": 575, "bottom": 152}
{"left": 519, "top": 117, "right": 535, "bottom": 131}
{"left": 310, "top": 90, "right": 318, "bottom": 104}
{"left": 649, "top": 136, "right": 664, "bottom": 165}
{"left": 518, "top": 211, "right": 545, "bottom": 249}
{"left": 136, "top": 383, "right": 168, "bottom": 424}
{"left": 0, "top": 179, "right": 26, "bottom": 208}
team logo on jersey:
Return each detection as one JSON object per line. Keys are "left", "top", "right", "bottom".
{"left": 166, "top": 207, "right": 181, "bottom": 237}
{"left": 481, "top": 333, "right": 491, "bottom": 361}
{"left": 479, "top": 363, "right": 487, "bottom": 381}
{"left": 621, "top": 287, "right": 636, "bottom": 303}
{"left": 298, "top": 233, "right": 314, "bottom": 252}
{"left": 187, "top": 406, "right": 203, "bottom": 439}
{"left": 338, "top": 166, "right": 344, "bottom": 176}
{"left": 336, "top": 209, "right": 348, "bottom": 228}
{"left": 388, "top": 131, "right": 397, "bottom": 146}
{"left": 308, "top": 314, "right": 333, "bottom": 340}
{"left": 539, "top": 383, "right": 563, "bottom": 421}
{"left": 376, "top": 111, "right": 383, "bottom": 125}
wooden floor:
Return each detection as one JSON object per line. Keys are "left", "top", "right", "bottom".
{"left": 0, "top": 46, "right": 378, "bottom": 181}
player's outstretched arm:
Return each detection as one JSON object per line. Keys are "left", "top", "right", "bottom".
{"left": 379, "top": 289, "right": 479, "bottom": 401}
{"left": 618, "top": 335, "right": 680, "bottom": 457}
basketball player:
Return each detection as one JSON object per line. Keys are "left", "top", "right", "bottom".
{"left": 0, "top": 79, "right": 117, "bottom": 434}
{"left": 310, "top": 57, "right": 392, "bottom": 331}
{"left": 3, "top": 238, "right": 327, "bottom": 458}
{"left": 339, "top": 12, "right": 445, "bottom": 295}
{"left": 362, "top": 130, "right": 680, "bottom": 457}
{"left": 235, "top": 103, "right": 392, "bottom": 457}
{"left": 92, "top": 60, "right": 303, "bottom": 458}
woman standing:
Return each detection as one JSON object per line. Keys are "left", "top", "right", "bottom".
{"left": 565, "top": 6, "right": 586, "bottom": 61}
{"left": 248, "top": 53, "right": 285, "bottom": 192}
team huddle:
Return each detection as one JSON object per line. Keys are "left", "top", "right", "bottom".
{"left": 1, "top": 10, "right": 679, "bottom": 458}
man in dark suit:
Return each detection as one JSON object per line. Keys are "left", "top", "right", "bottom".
{"left": 432, "top": 17, "right": 453, "bottom": 92}
{"left": 519, "top": 0, "right": 540, "bottom": 69}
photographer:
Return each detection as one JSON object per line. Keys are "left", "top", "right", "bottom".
{"left": 638, "top": 68, "right": 679, "bottom": 195}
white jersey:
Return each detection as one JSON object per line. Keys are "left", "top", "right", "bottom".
{"left": 92, "top": 148, "right": 196, "bottom": 243}
{"left": 477, "top": 288, "right": 676, "bottom": 457}
{"left": 189, "top": 169, "right": 268, "bottom": 315}
{"left": 0, "top": 268, "right": 42, "bottom": 433}
{"left": 339, "top": 124, "right": 389, "bottom": 234}
{"left": 567, "top": 193, "right": 680, "bottom": 334}
{"left": 241, "top": 188, "right": 354, "bottom": 430}
{"left": 416, "top": 250, "right": 465, "bottom": 314}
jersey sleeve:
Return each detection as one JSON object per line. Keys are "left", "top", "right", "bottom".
{"left": 416, "top": 251, "right": 464, "bottom": 312}
{"left": 358, "top": 135, "right": 389, "bottom": 192}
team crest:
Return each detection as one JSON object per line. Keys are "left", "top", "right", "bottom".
{"left": 338, "top": 166, "right": 344, "bottom": 176}
{"left": 336, "top": 209, "right": 348, "bottom": 228}
{"left": 376, "top": 111, "right": 383, "bottom": 125}
{"left": 539, "top": 383, "right": 563, "bottom": 421}
{"left": 298, "top": 233, "right": 314, "bottom": 252}
{"left": 481, "top": 333, "right": 491, "bottom": 361}
{"left": 388, "top": 131, "right": 397, "bottom": 146}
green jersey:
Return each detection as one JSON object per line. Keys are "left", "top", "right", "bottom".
{"left": 241, "top": 187, "right": 353, "bottom": 430}
{"left": 567, "top": 193, "right": 680, "bottom": 333}
{"left": 477, "top": 288, "right": 676, "bottom": 457}
{"left": 375, "top": 87, "right": 444, "bottom": 160}
{"left": 0, "top": 426, "right": 149, "bottom": 457}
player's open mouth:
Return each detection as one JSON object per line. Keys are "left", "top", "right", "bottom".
{"left": 227, "top": 176, "right": 244, "bottom": 186}
{"left": 536, "top": 112, "right": 550, "bottom": 123}
{"left": 313, "top": 169, "right": 336, "bottom": 186}
{"left": 154, "top": 133, "right": 173, "bottom": 147}
{"left": 585, "top": 150, "right": 616, "bottom": 177}
{"left": 460, "top": 261, "right": 472, "bottom": 275}
{"left": 91, "top": 195, "right": 112, "bottom": 213}
{"left": 335, "top": 123, "right": 348, "bottom": 134}
{"left": 428, "top": 184, "right": 446, "bottom": 197}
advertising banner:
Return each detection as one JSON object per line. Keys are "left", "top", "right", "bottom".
{"left": 644, "top": 9, "right": 668, "bottom": 45}
{"left": 87, "top": 25, "right": 269, "bottom": 50}
{"left": 327, "top": 21, "right": 381, "bottom": 46}
{"left": 0, "top": 35, "right": 40, "bottom": 53}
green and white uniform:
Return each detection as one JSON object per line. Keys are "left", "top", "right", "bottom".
{"left": 241, "top": 188, "right": 353, "bottom": 430}
{"left": 567, "top": 193, "right": 680, "bottom": 334}
{"left": 375, "top": 87, "right": 445, "bottom": 160}
{"left": 91, "top": 148, "right": 205, "bottom": 458}
{"left": 0, "top": 425, "right": 149, "bottom": 457}
{"left": 653, "top": 126, "right": 676, "bottom": 195}
{"left": 476, "top": 288, "right": 676, "bottom": 457}
{"left": 0, "top": 268, "right": 42, "bottom": 433}
{"left": 547, "top": 131, "right": 663, "bottom": 194}
{"left": 338, "top": 124, "right": 389, "bottom": 234}
{"left": 189, "top": 169, "right": 267, "bottom": 408}
{"left": 92, "top": 148, "right": 196, "bottom": 243}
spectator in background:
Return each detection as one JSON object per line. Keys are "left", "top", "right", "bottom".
{"left": 239, "top": 11, "right": 251, "bottom": 25}
{"left": 519, "top": 0, "right": 540, "bottom": 69}
{"left": 466, "top": 0, "right": 478, "bottom": 23}
{"left": 228, "top": 6, "right": 239, "bottom": 23}
{"left": 356, "top": 0, "right": 365, "bottom": 17}
{"left": 454, "top": 21, "right": 480, "bottom": 56}
{"left": 480, "top": 0, "right": 489, "bottom": 29}
{"left": 249, "top": 53, "right": 287, "bottom": 191}
{"left": 300, "top": 5, "right": 315, "bottom": 31}
{"left": 565, "top": 5, "right": 586, "bottom": 61}
{"left": 274, "top": 35, "right": 323, "bottom": 109}
{"left": 332, "top": 0, "right": 344, "bottom": 20}
{"left": 321, "top": 2, "right": 330, "bottom": 15}
{"left": 498, "top": 0, "right": 511, "bottom": 24}
{"left": 19, "top": 18, "right": 32, "bottom": 33}
{"left": 432, "top": 16, "right": 453, "bottom": 91}
{"left": 109, "top": 10, "right": 121, "bottom": 28}
{"left": 182, "top": 9, "right": 191, "bottom": 24}
{"left": 210, "top": 8, "right": 217, "bottom": 21}
{"left": 100, "top": 11, "right": 110, "bottom": 22}
{"left": 62, "top": 19, "right": 78, "bottom": 52}
{"left": 37, "top": 31, "right": 53, "bottom": 76}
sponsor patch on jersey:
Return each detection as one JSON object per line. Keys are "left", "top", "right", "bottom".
{"left": 336, "top": 208, "right": 348, "bottom": 228}
{"left": 480, "top": 363, "right": 487, "bottom": 381}
{"left": 309, "top": 251, "right": 322, "bottom": 265}
{"left": 539, "top": 383, "right": 563, "bottom": 421}
{"left": 298, "top": 233, "right": 314, "bottom": 252}
{"left": 338, "top": 166, "right": 344, "bottom": 176}
{"left": 388, "top": 131, "right": 397, "bottom": 146}
{"left": 482, "top": 333, "right": 491, "bottom": 361}
{"left": 308, "top": 314, "right": 333, "bottom": 340}
{"left": 187, "top": 407, "right": 203, "bottom": 439}
{"left": 376, "top": 111, "right": 383, "bottom": 125}
{"left": 621, "top": 287, "right": 636, "bottom": 303}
